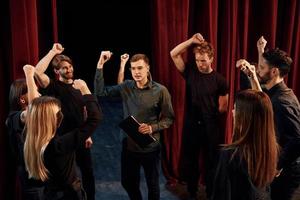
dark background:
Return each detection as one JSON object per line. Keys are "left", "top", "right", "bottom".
{"left": 56, "top": 1, "right": 152, "bottom": 87}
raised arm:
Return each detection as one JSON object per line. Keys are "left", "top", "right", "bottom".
{"left": 57, "top": 79, "right": 102, "bottom": 153}
{"left": 94, "top": 51, "right": 118, "bottom": 97}
{"left": 170, "top": 33, "right": 204, "bottom": 73}
{"left": 236, "top": 59, "right": 262, "bottom": 91}
{"left": 118, "top": 53, "right": 129, "bottom": 84}
{"left": 23, "top": 65, "right": 40, "bottom": 104}
{"left": 96, "top": 51, "right": 112, "bottom": 70}
{"left": 34, "top": 43, "right": 64, "bottom": 88}
{"left": 257, "top": 36, "right": 267, "bottom": 70}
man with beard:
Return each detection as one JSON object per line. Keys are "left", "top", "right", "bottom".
{"left": 170, "top": 33, "right": 229, "bottom": 199}
{"left": 236, "top": 36, "right": 300, "bottom": 200}
{"left": 34, "top": 43, "right": 97, "bottom": 200}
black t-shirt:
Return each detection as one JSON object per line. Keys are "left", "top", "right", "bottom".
{"left": 40, "top": 79, "right": 85, "bottom": 135}
{"left": 183, "top": 64, "right": 228, "bottom": 120}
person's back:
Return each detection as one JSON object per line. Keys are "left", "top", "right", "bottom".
{"left": 213, "top": 149, "right": 271, "bottom": 200}
{"left": 212, "top": 90, "right": 278, "bottom": 200}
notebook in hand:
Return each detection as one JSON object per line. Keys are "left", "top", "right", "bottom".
{"left": 119, "top": 116, "right": 156, "bottom": 147}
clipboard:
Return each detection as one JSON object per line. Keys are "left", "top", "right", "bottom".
{"left": 119, "top": 116, "right": 156, "bottom": 147}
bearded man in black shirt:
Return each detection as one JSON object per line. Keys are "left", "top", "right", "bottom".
{"left": 237, "top": 36, "right": 300, "bottom": 200}
{"left": 170, "top": 33, "right": 229, "bottom": 199}
{"left": 34, "top": 43, "right": 98, "bottom": 200}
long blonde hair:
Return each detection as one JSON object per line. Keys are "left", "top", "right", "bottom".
{"left": 226, "top": 89, "right": 279, "bottom": 188}
{"left": 24, "top": 96, "right": 61, "bottom": 181}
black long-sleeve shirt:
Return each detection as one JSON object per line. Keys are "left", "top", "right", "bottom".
{"left": 264, "top": 81, "right": 300, "bottom": 169}
{"left": 94, "top": 68, "right": 174, "bottom": 152}
{"left": 44, "top": 95, "right": 102, "bottom": 190}
{"left": 212, "top": 148, "right": 271, "bottom": 200}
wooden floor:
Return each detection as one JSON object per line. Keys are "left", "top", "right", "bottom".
{"left": 91, "top": 97, "right": 300, "bottom": 200}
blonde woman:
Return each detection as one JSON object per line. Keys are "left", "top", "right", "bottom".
{"left": 23, "top": 65, "right": 101, "bottom": 200}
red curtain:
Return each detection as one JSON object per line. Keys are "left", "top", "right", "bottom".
{"left": 152, "top": 0, "right": 300, "bottom": 184}
{"left": 0, "top": 0, "right": 56, "bottom": 199}
{"left": 151, "top": 0, "right": 190, "bottom": 183}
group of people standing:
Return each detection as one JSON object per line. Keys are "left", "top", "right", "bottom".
{"left": 5, "top": 32, "right": 300, "bottom": 200}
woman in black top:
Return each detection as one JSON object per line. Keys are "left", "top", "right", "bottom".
{"left": 212, "top": 90, "right": 279, "bottom": 200}
{"left": 23, "top": 65, "right": 102, "bottom": 200}
{"left": 6, "top": 78, "right": 44, "bottom": 199}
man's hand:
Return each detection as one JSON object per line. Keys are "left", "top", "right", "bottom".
{"left": 257, "top": 36, "right": 267, "bottom": 53}
{"left": 120, "top": 53, "right": 129, "bottom": 65}
{"left": 85, "top": 137, "right": 93, "bottom": 148}
{"left": 236, "top": 59, "right": 256, "bottom": 79}
{"left": 51, "top": 43, "right": 64, "bottom": 54}
{"left": 191, "top": 33, "right": 204, "bottom": 45}
{"left": 97, "top": 51, "right": 113, "bottom": 68}
{"left": 73, "top": 79, "right": 91, "bottom": 95}
{"left": 138, "top": 123, "right": 153, "bottom": 135}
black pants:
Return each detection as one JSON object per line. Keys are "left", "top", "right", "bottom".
{"left": 76, "top": 147, "right": 95, "bottom": 200}
{"left": 271, "top": 159, "right": 300, "bottom": 200}
{"left": 179, "top": 117, "right": 222, "bottom": 198}
{"left": 44, "top": 178, "right": 86, "bottom": 200}
{"left": 121, "top": 145, "right": 160, "bottom": 200}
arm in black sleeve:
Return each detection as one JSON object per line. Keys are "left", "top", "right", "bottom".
{"left": 275, "top": 102, "right": 300, "bottom": 169}
{"left": 93, "top": 68, "right": 122, "bottom": 97}
{"left": 151, "top": 86, "right": 175, "bottom": 133}
{"left": 52, "top": 95, "right": 102, "bottom": 153}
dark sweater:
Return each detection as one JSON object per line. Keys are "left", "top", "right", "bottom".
{"left": 212, "top": 148, "right": 271, "bottom": 200}
{"left": 43, "top": 95, "right": 101, "bottom": 191}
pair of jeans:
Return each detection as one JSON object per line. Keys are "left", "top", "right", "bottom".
{"left": 121, "top": 143, "right": 160, "bottom": 200}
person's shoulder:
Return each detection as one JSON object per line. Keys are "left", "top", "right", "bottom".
{"left": 6, "top": 111, "right": 22, "bottom": 125}
{"left": 122, "top": 79, "right": 135, "bottom": 87}
{"left": 152, "top": 81, "right": 168, "bottom": 91}
{"left": 220, "top": 148, "right": 240, "bottom": 162}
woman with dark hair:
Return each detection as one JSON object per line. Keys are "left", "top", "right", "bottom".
{"left": 6, "top": 78, "right": 45, "bottom": 200}
{"left": 211, "top": 89, "right": 279, "bottom": 200}
{"left": 23, "top": 65, "right": 102, "bottom": 200}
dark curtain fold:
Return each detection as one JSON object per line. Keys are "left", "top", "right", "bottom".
{"left": 151, "top": 0, "right": 190, "bottom": 183}
{"left": 152, "top": 0, "right": 300, "bottom": 184}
